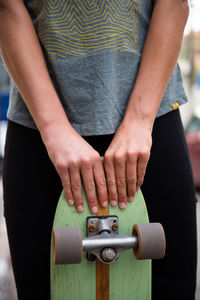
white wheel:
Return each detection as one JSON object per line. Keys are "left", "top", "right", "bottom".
{"left": 132, "top": 223, "right": 166, "bottom": 260}
{"left": 53, "top": 227, "right": 83, "bottom": 264}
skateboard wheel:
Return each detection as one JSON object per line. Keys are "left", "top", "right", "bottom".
{"left": 132, "top": 223, "right": 166, "bottom": 260}
{"left": 53, "top": 227, "right": 83, "bottom": 264}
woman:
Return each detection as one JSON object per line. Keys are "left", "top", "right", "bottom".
{"left": 0, "top": 0, "right": 197, "bottom": 299}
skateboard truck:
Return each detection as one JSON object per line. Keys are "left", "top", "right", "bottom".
{"left": 85, "top": 216, "right": 137, "bottom": 264}
{"left": 53, "top": 217, "right": 166, "bottom": 265}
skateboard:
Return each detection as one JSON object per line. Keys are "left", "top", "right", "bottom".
{"left": 50, "top": 188, "right": 166, "bottom": 300}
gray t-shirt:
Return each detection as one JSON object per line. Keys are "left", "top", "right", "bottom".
{"left": 8, "top": 0, "right": 187, "bottom": 136}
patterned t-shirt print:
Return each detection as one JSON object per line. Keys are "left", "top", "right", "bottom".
{"left": 35, "top": 0, "right": 142, "bottom": 59}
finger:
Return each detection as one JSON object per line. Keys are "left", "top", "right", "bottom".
{"left": 137, "top": 153, "right": 150, "bottom": 190}
{"left": 104, "top": 155, "right": 118, "bottom": 207}
{"left": 126, "top": 155, "right": 137, "bottom": 202}
{"left": 60, "top": 169, "right": 74, "bottom": 206}
{"left": 114, "top": 154, "right": 127, "bottom": 209}
{"left": 69, "top": 165, "right": 83, "bottom": 213}
{"left": 93, "top": 159, "right": 108, "bottom": 208}
{"left": 81, "top": 159, "right": 98, "bottom": 214}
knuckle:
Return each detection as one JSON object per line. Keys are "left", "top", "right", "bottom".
{"left": 107, "top": 179, "right": 116, "bottom": 186}
{"left": 88, "top": 198, "right": 97, "bottom": 206}
{"left": 127, "top": 189, "right": 135, "bottom": 197}
{"left": 146, "top": 151, "right": 151, "bottom": 160}
{"left": 116, "top": 177, "right": 126, "bottom": 186}
{"left": 137, "top": 178, "right": 144, "bottom": 187}
{"left": 71, "top": 182, "right": 81, "bottom": 191}
{"left": 85, "top": 180, "right": 95, "bottom": 191}
{"left": 64, "top": 192, "right": 72, "bottom": 199}
{"left": 118, "top": 194, "right": 127, "bottom": 201}
{"left": 139, "top": 150, "right": 150, "bottom": 159}
{"left": 114, "top": 153, "right": 124, "bottom": 164}
{"left": 126, "top": 151, "right": 136, "bottom": 161}
{"left": 109, "top": 192, "right": 118, "bottom": 201}
{"left": 93, "top": 151, "right": 100, "bottom": 160}
{"left": 96, "top": 179, "right": 106, "bottom": 189}
{"left": 127, "top": 178, "right": 136, "bottom": 185}
{"left": 104, "top": 151, "right": 112, "bottom": 162}
{"left": 75, "top": 199, "right": 83, "bottom": 207}
{"left": 98, "top": 192, "right": 108, "bottom": 202}
{"left": 56, "top": 160, "right": 68, "bottom": 172}
{"left": 69, "top": 158, "right": 79, "bottom": 169}
{"left": 62, "top": 181, "right": 71, "bottom": 190}
{"left": 81, "top": 158, "right": 91, "bottom": 169}
{"left": 139, "top": 168, "right": 146, "bottom": 177}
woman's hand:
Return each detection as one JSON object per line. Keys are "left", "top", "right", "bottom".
{"left": 0, "top": 1, "right": 108, "bottom": 214}
{"left": 103, "top": 0, "right": 189, "bottom": 210}
{"left": 42, "top": 125, "right": 108, "bottom": 213}
{"left": 104, "top": 120, "right": 152, "bottom": 209}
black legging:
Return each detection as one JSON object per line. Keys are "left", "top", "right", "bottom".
{"left": 3, "top": 109, "right": 197, "bottom": 300}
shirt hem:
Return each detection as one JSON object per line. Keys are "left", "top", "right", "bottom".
{"left": 7, "top": 99, "right": 188, "bottom": 137}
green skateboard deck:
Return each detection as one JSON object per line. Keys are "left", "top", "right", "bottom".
{"left": 50, "top": 188, "right": 165, "bottom": 300}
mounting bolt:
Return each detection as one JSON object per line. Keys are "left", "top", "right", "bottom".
{"left": 89, "top": 224, "right": 95, "bottom": 232}
{"left": 112, "top": 223, "right": 118, "bottom": 231}
{"left": 101, "top": 248, "right": 116, "bottom": 262}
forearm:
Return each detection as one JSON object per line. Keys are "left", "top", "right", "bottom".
{"left": 122, "top": 0, "right": 189, "bottom": 131}
{"left": 0, "top": 1, "right": 72, "bottom": 137}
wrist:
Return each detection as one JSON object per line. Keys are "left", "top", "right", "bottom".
{"left": 38, "top": 113, "right": 75, "bottom": 143}
{"left": 122, "top": 95, "right": 157, "bottom": 132}
{"left": 28, "top": 92, "right": 74, "bottom": 140}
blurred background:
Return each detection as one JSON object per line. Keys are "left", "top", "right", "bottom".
{"left": 0, "top": 0, "right": 200, "bottom": 299}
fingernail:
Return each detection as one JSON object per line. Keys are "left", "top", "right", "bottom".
{"left": 119, "top": 202, "right": 127, "bottom": 209}
{"left": 136, "top": 186, "right": 140, "bottom": 191}
{"left": 102, "top": 201, "right": 107, "bottom": 208}
{"left": 111, "top": 200, "right": 117, "bottom": 207}
{"left": 91, "top": 206, "right": 98, "bottom": 214}
{"left": 77, "top": 205, "right": 84, "bottom": 212}
{"left": 68, "top": 199, "right": 74, "bottom": 205}
{"left": 128, "top": 197, "right": 134, "bottom": 202}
